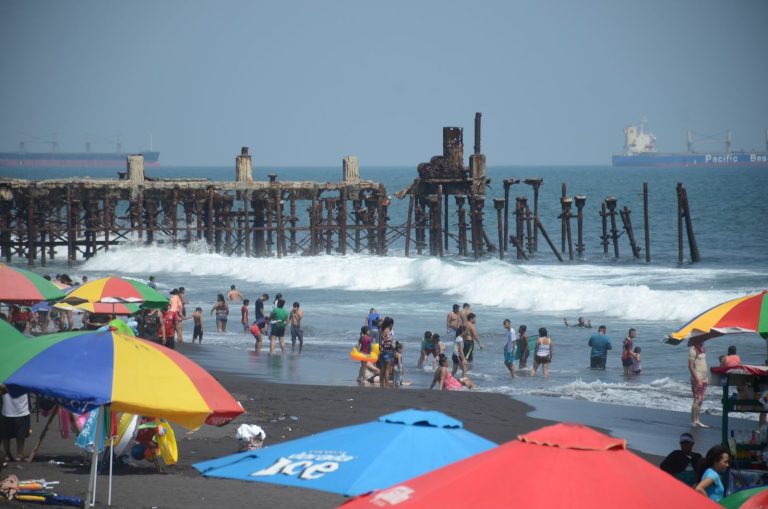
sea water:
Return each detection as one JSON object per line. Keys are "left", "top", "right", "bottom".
{"left": 5, "top": 165, "right": 768, "bottom": 421}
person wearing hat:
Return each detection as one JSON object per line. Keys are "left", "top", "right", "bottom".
{"left": 660, "top": 432, "right": 703, "bottom": 486}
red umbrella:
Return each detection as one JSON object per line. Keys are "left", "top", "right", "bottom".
{"left": 341, "top": 423, "right": 721, "bottom": 509}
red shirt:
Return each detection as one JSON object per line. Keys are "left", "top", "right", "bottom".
{"left": 160, "top": 310, "right": 179, "bottom": 339}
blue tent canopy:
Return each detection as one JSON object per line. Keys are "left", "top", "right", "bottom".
{"left": 193, "top": 409, "right": 496, "bottom": 496}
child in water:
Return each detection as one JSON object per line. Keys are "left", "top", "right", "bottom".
{"left": 192, "top": 307, "right": 203, "bottom": 344}
{"left": 357, "top": 326, "right": 373, "bottom": 382}
{"left": 632, "top": 346, "right": 642, "bottom": 375}
{"left": 393, "top": 342, "right": 404, "bottom": 387}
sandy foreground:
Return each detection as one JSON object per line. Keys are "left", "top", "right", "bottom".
{"left": 1, "top": 371, "right": 663, "bottom": 509}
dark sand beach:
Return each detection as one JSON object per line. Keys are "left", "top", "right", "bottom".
{"left": 2, "top": 367, "right": 666, "bottom": 509}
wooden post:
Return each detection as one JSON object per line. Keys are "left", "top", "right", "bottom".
{"left": 494, "top": 198, "right": 505, "bottom": 260}
{"left": 563, "top": 197, "right": 574, "bottom": 260}
{"left": 600, "top": 202, "right": 609, "bottom": 256}
{"left": 456, "top": 195, "right": 467, "bottom": 257}
{"left": 366, "top": 196, "right": 377, "bottom": 254}
{"left": 443, "top": 188, "right": 449, "bottom": 252}
{"left": 325, "top": 198, "right": 335, "bottom": 255}
{"left": 677, "top": 184, "right": 684, "bottom": 264}
{"left": 339, "top": 190, "right": 347, "bottom": 255}
{"left": 574, "top": 195, "right": 586, "bottom": 258}
{"left": 643, "top": 183, "right": 650, "bottom": 263}
{"left": 524, "top": 178, "right": 543, "bottom": 252}
{"left": 405, "top": 192, "right": 414, "bottom": 257}
{"left": 171, "top": 190, "right": 178, "bottom": 246}
{"left": 66, "top": 186, "right": 75, "bottom": 265}
{"left": 289, "top": 195, "right": 298, "bottom": 254}
{"left": 605, "top": 197, "right": 620, "bottom": 258}
{"left": 379, "top": 187, "right": 389, "bottom": 256}
{"left": 523, "top": 200, "right": 533, "bottom": 255}
{"left": 206, "top": 188, "right": 214, "bottom": 246}
{"left": 535, "top": 217, "right": 564, "bottom": 262}
{"left": 254, "top": 198, "right": 265, "bottom": 257}
{"left": 679, "top": 183, "right": 700, "bottom": 263}
{"left": 27, "top": 195, "right": 36, "bottom": 266}
{"left": 244, "top": 192, "right": 251, "bottom": 257}
{"left": 560, "top": 183, "right": 567, "bottom": 253}
{"left": 265, "top": 198, "right": 273, "bottom": 257}
{"left": 620, "top": 206, "right": 641, "bottom": 259}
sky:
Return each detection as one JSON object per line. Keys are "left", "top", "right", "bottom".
{"left": 1, "top": 0, "right": 767, "bottom": 167}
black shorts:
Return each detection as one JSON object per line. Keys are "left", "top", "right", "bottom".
{"left": 0, "top": 414, "right": 31, "bottom": 440}
{"left": 622, "top": 356, "right": 633, "bottom": 367}
{"left": 590, "top": 356, "right": 607, "bottom": 369}
{"left": 452, "top": 353, "right": 461, "bottom": 365}
{"left": 535, "top": 355, "right": 551, "bottom": 365}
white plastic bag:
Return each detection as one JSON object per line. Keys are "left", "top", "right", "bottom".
{"left": 236, "top": 424, "right": 266, "bottom": 451}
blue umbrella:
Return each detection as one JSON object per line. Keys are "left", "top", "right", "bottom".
{"left": 193, "top": 409, "right": 496, "bottom": 496}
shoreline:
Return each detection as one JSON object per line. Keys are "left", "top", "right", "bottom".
{"left": 2, "top": 369, "right": 667, "bottom": 509}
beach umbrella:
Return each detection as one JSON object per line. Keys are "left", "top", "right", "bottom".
{"left": 0, "top": 328, "right": 244, "bottom": 429}
{"left": 53, "top": 301, "right": 141, "bottom": 316}
{"left": 666, "top": 291, "right": 768, "bottom": 345}
{"left": 0, "top": 263, "right": 66, "bottom": 303}
{"left": 0, "top": 317, "right": 26, "bottom": 341}
{"left": 341, "top": 422, "right": 721, "bottom": 509}
{"left": 61, "top": 276, "right": 169, "bottom": 310}
{"left": 720, "top": 487, "right": 768, "bottom": 509}
{"left": 193, "top": 409, "right": 496, "bottom": 496}
{"left": 0, "top": 328, "right": 243, "bottom": 506}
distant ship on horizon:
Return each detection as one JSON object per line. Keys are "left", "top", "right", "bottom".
{"left": 0, "top": 137, "right": 159, "bottom": 168}
{"left": 611, "top": 121, "right": 768, "bottom": 168}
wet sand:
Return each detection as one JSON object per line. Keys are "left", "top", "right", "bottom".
{"left": 1, "top": 368, "right": 669, "bottom": 509}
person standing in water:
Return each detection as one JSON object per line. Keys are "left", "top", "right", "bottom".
{"left": 228, "top": 285, "right": 244, "bottom": 303}
{"left": 211, "top": 294, "right": 229, "bottom": 333}
{"left": 531, "top": 327, "right": 553, "bottom": 378}
{"left": 463, "top": 313, "right": 484, "bottom": 368}
{"left": 503, "top": 319, "right": 517, "bottom": 378}
{"left": 268, "top": 298, "right": 289, "bottom": 355}
{"left": 446, "top": 304, "right": 461, "bottom": 340}
{"left": 517, "top": 324, "right": 530, "bottom": 369}
{"left": 289, "top": 301, "right": 304, "bottom": 355}
{"left": 192, "top": 307, "right": 204, "bottom": 344}
{"left": 689, "top": 342, "right": 709, "bottom": 428}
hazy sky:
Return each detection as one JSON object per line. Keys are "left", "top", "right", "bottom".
{"left": 1, "top": 1, "right": 767, "bottom": 166}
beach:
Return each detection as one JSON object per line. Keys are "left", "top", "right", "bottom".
{"left": 2, "top": 359, "right": 676, "bottom": 509}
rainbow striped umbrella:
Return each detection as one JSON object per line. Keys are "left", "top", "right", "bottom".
{"left": 0, "top": 263, "right": 66, "bottom": 303}
{"left": 666, "top": 291, "right": 768, "bottom": 345}
{"left": 53, "top": 301, "right": 141, "bottom": 316}
{"left": 0, "top": 329, "right": 244, "bottom": 429}
{"left": 62, "top": 276, "right": 168, "bottom": 310}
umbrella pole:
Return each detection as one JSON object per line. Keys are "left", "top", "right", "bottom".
{"left": 108, "top": 434, "right": 114, "bottom": 506}
{"left": 86, "top": 406, "right": 104, "bottom": 507}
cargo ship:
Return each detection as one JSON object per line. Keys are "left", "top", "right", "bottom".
{"left": 611, "top": 121, "right": 768, "bottom": 168}
{"left": 0, "top": 140, "right": 159, "bottom": 168}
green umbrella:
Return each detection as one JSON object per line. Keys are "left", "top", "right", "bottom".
{"left": 720, "top": 486, "right": 768, "bottom": 508}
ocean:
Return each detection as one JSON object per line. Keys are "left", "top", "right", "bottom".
{"left": 3, "top": 164, "right": 768, "bottom": 425}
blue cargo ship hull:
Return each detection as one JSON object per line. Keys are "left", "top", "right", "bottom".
{"left": 612, "top": 152, "right": 768, "bottom": 168}
{"left": 0, "top": 151, "right": 159, "bottom": 168}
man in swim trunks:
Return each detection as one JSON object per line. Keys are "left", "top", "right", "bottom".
{"left": 446, "top": 304, "right": 461, "bottom": 340}
{"left": 289, "top": 301, "right": 304, "bottom": 355}
{"left": 463, "top": 313, "right": 484, "bottom": 365}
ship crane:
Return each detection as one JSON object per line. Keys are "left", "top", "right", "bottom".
{"left": 687, "top": 130, "right": 733, "bottom": 154}
{"left": 84, "top": 134, "right": 124, "bottom": 153}
{"left": 18, "top": 135, "right": 59, "bottom": 153}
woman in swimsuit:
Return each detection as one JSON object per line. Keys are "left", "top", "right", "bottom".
{"left": 430, "top": 354, "right": 463, "bottom": 391}
{"left": 210, "top": 294, "right": 229, "bottom": 332}
{"left": 378, "top": 317, "right": 395, "bottom": 388}
{"left": 531, "top": 327, "right": 553, "bottom": 378}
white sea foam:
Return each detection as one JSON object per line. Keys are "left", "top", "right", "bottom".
{"left": 493, "top": 377, "right": 722, "bottom": 415}
{"left": 82, "top": 244, "right": 763, "bottom": 323}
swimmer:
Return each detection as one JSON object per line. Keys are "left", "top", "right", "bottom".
{"left": 564, "top": 316, "right": 592, "bottom": 328}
